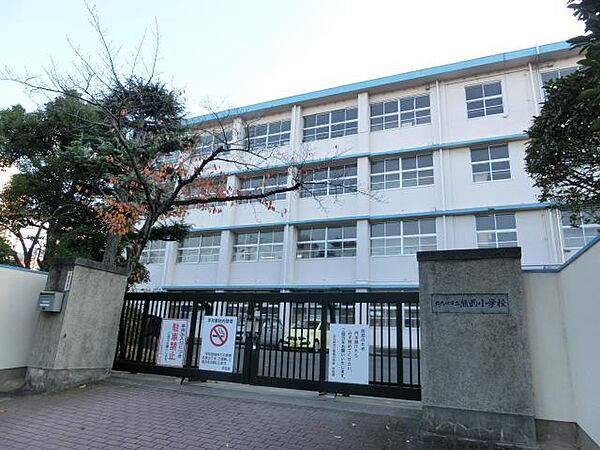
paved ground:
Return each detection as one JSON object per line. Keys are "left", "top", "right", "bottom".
{"left": 0, "top": 375, "right": 575, "bottom": 449}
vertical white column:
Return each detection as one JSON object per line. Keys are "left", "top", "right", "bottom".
{"left": 549, "top": 209, "right": 565, "bottom": 264}
{"left": 283, "top": 224, "right": 297, "bottom": 285}
{"left": 222, "top": 174, "right": 239, "bottom": 226}
{"left": 160, "top": 241, "right": 178, "bottom": 288}
{"left": 528, "top": 63, "right": 541, "bottom": 117}
{"left": 435, "top": 80, "right": 449, "bottom": 250}
{"left": 216, "top": 230, "right": 233, "bottom": 285}
{"left": 290, "top": 105, "right": 303, "bottom": 157}
{"left": 356, "top": 156, "right": 371, "bottom": 217}
{"left": 232, "top": 117, "right": 245, "bottom": 147}
{"left": 357, "top": 92, "right": 370, "bottom": 153}
{"left": 355, "top": 219, "right": 370, "bottom": 285}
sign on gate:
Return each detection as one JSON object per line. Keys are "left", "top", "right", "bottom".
{"left": 156, "top": 319, "right": 189, "bottom": 367}
{"left": 199, "top": 316, "right": 237, "bottom": 373}
{"left": 328, "top": 324, "right": 369, "bottom": 385}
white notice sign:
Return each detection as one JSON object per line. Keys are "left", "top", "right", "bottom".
{"left": 199, "top": 315, "right": 238, "bottom": 373}
{"left": 156, "top": 318, "right": 190, "bottom": 367}
{"left": 328, "top": 324, "right": 369, "bottom": 385}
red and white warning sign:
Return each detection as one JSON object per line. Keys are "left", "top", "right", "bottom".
{"left": 199, "top": 315, "right": 237, "bottom": 373}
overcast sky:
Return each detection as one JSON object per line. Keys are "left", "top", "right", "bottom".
{"left": 0, "top": 0, "right": 584, "bottom": 119}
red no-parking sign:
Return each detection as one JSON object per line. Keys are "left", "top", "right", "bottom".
{"left": 199, "top": 316, "right": 237, "bottom": 373}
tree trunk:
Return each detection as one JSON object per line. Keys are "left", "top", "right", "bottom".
{"left": 102, "top": 233, "right": 120, "bottom": 267}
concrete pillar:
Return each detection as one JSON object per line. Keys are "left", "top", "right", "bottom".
{"left": 223, "top": 174, "right": 239, "bottom": 226}
{"left": 417, "top": 248, "right": 536, "bottom": 448}
{"left": 25, "top": 258, "right": 128, "bottom": 392}
{"left": 160, "top": 241, "right": 178, "bottom": 286}
{"left": 356, "top": 156, "right": 371, "bottom": 216}
{"left": 355, "top": 220, "right": 370, "bottom": 284}
{"left": 290, "top": 105, "right": 303, "bottom": 156}
{"left": 283, "top": 225, "right": 297, "bottom": 285}
{"left": 216, "top": 230, "right": 234, "bottom": 285}
{"left": 357, "top": 92, "right": 370, "bottom": 153}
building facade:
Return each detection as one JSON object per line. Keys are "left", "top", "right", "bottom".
{"left": 138, "top": 41, "right": 599, "bottom": 293}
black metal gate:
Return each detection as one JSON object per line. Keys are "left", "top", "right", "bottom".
{"left": 114, "top": 292, "right": 420, "bottom": 400}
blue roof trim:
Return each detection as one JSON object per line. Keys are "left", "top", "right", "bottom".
{"left": 191, "top": 202, "right": 551, "bottom": 233}
{"left": 184, "top": 41, "right": 572, "bottom": 125}
{"left": 161, "top": 283, "right": 419, "bottom": 291}
{"left": 522, "top": 236, "right": 600, "bottom": 273}
{"left": 205, "top": 132, "right": 528, "bottom": 178}
{"left": 0, "top": 264, "right": 48, "bottom": 275}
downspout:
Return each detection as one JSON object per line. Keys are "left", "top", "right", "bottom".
{"left": 528, "top": 58, "right": 561, "bottom": 262}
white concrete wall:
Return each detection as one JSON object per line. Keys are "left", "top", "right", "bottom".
{"left": 0, "top": 266, "right": 47, "bottom": 370}
{"left": 524, "top": 240, "right": 600, "bottom": 444}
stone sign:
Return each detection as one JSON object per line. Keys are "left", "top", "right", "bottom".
{"left": 431, "top": 293, "right": 509, "bottom": 314}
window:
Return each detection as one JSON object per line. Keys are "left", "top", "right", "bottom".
{"left": 369, "top": 304, "right": 397, "bottom": 328}
{"left": 403, "top": 304, "right": 420, "bottom": 329}
{"left": 475, "top": 214, "right": 518, "bottom": 248}
{"left": 465, "top": 81, "right": 503, "bottom": 118}
{"left": 297, "top": 225, "right": 356, "bottom": 259}
{"left": 233, "top": 230, "right": 284, "bottom": 262}
{"left": 140, "top": 240, "right": 167, "bottom": 264}
{"left": 370, "top": 94, "right": 431, "bottom": 131}
{"left": 301, "top": 164, "right": 357, "bottom": 197}
{"left": 470, "top": 144, "right": 511, "bottom": 182}
{"left": 248, "top": 120, "right": 291, "bottom": 149}
{"left": 540, "top": 67, "right": 578, "bottom": 99}
{"left": 303, "top": 108, "right": 358, "bottom": 142}
{"left": 193, "top": 130, "right": 233, "bottom": 156}
{"left": 182, "top": 180, "right": 227, "bottom": 210}
{"left": 560, "top": 211, "right": 600, "bottom": 250}
{"left": 371, "top": 219, "right": 437, "bottom": 256}
{"left": 240, "top": 173, "right": 288, "bottom": 203}
{"left": 177, "top": 234, "right": 221, "bottom": 264}
{"left": 371, "top": 154, "right": 433, "bottom": 190}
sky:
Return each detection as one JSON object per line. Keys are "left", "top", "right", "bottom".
{"left": 0, "top": 0, "right": 585, "bottom": 120}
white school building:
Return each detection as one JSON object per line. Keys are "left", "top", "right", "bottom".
{"left": 137, "top": 41, "right": 599, "bottom": 293}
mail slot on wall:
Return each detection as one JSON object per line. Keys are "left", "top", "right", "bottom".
{"left": 37, "top": 291, "right": 65, "bottom": 312}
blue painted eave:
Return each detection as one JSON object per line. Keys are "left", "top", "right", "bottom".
{"left": 184, "top": 41, "right": 573, "bottom": 125}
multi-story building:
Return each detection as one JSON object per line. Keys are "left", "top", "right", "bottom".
{"left": 138, "top": 41, "right": 599, "bottom": 293}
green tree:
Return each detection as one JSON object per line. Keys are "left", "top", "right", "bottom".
{"left": 1, "top": 5, "right": 308, "bottom": 281}
{"left": 526, "top": 0, "right": 600, "bottom": 222}
{"left": 0, "top": 95, "right": 109, "bottom": 269}
{"left": 0, "top": 235, "right": 17, "bottom": 266}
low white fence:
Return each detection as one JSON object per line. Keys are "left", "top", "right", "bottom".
{"left": 524, "top": 237, "right": 600, "bottom": 445}
{"left": 0, "top": 265, "right": 47, "bottom": 371}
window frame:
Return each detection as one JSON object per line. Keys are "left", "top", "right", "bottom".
{"left": 248, "top": 119, "right": 291, "bottom": 150}
{"left": 475, "top": 213, "right": 518, "bottom": 249}
{"left": 296, "top": 224, "right": 357, "bottom": 259}
{"left": 370, "top": 218, "right": 437, "bottom": 256}
{"left": 560, "top": 210, "right": 600, "bottom": 251}
{"left": 140, "top": 240, "right": 167, "bottom": 265}
{"left": 232, "top": 229, "right": 285, "bottom": 262}
{"left": 470, "top": 143, "right": 512, "bottom": 183}
{"left": 193, "top": 130, "right": 233, "bottom": 156}
{"left": 176, "top": 234, "right": 221, "bottom": 264}
{"left": 239, "top": 172, "right": 288, "bottom": 203}
{"left": 540, "top": 66, "right": 579, "bottom": 100}
{"left": 370, "top": 93, "right": 431, "bottom": 132}
{"left": 464, "top": 80, "right": 504, "bottom": 119}
{"left": 300, "top": 164, "right": 358, "bottom": 198}
{"left": 302, "top": 107, "right": 358, "bottom": 142}
{"left": 370, "top": 154, "right": 434, "bottom": 191}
